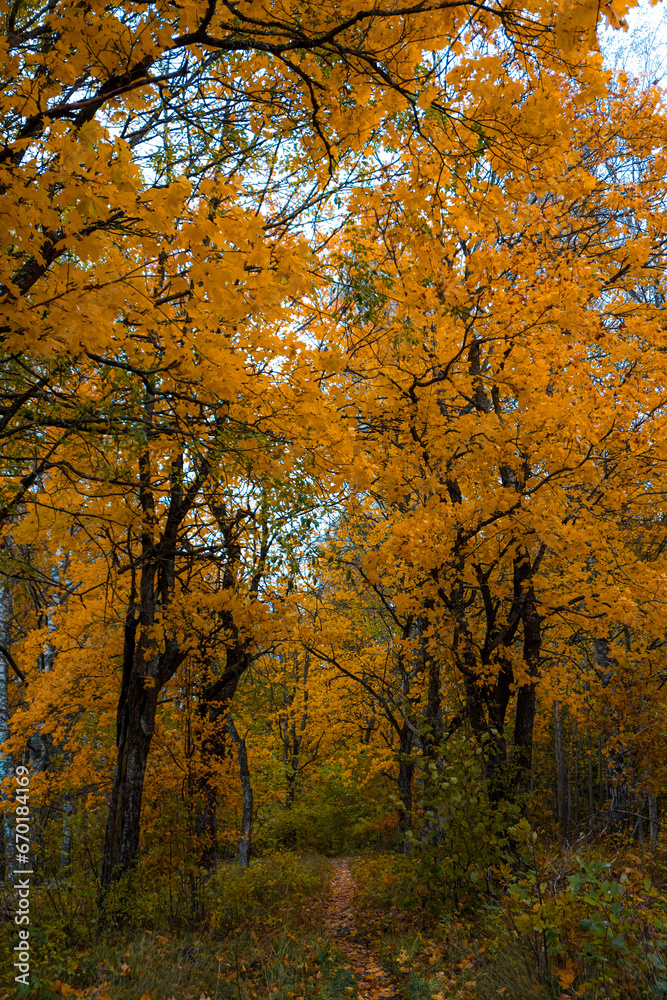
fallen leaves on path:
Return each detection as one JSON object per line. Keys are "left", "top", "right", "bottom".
{"left": 324, "top": 860, "right": 399, "bottom": 1000}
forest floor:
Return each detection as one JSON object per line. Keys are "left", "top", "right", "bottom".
{"left": 2, "top": 851, "right": 494, "bottom": 1000}
{"left": 6, "top": 846, "right": 657, "bottom": 1000}
{"left": 323, "top": 860, "right": 398, "bottom": 1000}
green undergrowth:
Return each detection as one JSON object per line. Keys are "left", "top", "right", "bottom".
{"left": 351, "top": 834, "right": 667, "bottom": 1000}
{"left": 5, "top": 843, "right": 667, "bottom": 1000}
{"left": 0, "top": 853, "right": 332, "bottom": 1000}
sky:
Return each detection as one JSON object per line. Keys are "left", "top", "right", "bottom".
{"left": 601, "top": 0, "right": 667, "bottom": 81}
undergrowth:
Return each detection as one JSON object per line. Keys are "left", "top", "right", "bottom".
{"left": 4, "top": 840, "right": 667, "bottom": 1000}
{"left": 351, "top": 830, "right": 667, "bottom": 1000}
{"left": 0, "top": 853, "right": 332, "bottom": 1000}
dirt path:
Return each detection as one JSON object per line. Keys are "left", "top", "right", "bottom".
{"left": 324, "top": 859, "right": 398, "bottom": 1000}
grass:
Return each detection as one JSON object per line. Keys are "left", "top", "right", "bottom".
{"left": 4, "top": 845, "right": 667, "bottom": 1000}
{"left": 1, "top": 853, "right": 335, "bottom": 1000}
{"left": 39, "top": 928, "right": 356, "bottom": 1000}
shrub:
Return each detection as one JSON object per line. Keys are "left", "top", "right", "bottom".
{"left": 502, "top": 824, "right": 667, "bottom": 998}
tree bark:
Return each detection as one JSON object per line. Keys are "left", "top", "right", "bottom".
{"left": 648, "top": 794, "right": 659, "bottom": 846}
{"left": 513, "top": 580, "right": 541, "bottom": 788}
{"left": 228, "top": 714, "right": 253, "bottom": 868}
{"left": 101, "top": 443, "right": 204, "bottom": 894}
{"left": 101, "top": 616, "right": 183, "bottom": 886}
{"left": 102, "top": 625, "right": 185, "bottom": 887}
{"left": 196, "top": 642, "right": 252, "bottom": 866}
{"left": 587, "top": 727, "right": 594, "bottom": 833}
{"left": 397, "top": 722, "right": 414, "bottom": 839}
{"left": 566, "top": 717, "right": 576, "bottom": 843}
{"left": 419, "top": 611, "right": 443, "bottom": 759}
{"left": 554, "top": 701, "right": 568, "bottom": 835}
{"left": 192, "top": 494, "right": 268, "bottom": 864}
{"left": 574, "top": 731, "right": 580, "bottom": 835}
{"left": 284, "top": 651, "right": 309, "bottom": 809}
{"left": 60, "top": 793, "right": 73, "bottom": 871}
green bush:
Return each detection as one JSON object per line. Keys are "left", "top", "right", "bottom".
{"left": 404, "top": 740, "right": 523, "bottom": 913}
{"left": 502, "top": 827, "right": 667, "bottom": 998}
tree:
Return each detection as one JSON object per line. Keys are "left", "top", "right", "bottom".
{"left": 307, "top": 76, "right": 667, "bottom": 817}
{"left": 0, "top": 0, "right": 645, "bottom": 894}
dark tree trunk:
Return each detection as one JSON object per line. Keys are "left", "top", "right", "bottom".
{"left": 587, "top": 728, "right": 595, "bottom": 833}
{"left": 608, "top": 749, "right": 630, "bottom": 832}
{"left": 649, "top": 795, "right": 659, "bottom": 845}
{"left": 450, "top": 543, "right": 544, "bottom": 806}
{"left": 101, "top": 443, "right": 206, "bottom": 895}
{"left": 283, "top": 651, "right": 309, "bottom": 809}
{"left": 196, "top": 643, "right": 252, "bottom": 866}
{"left": 397, "top": 722, "right": 414, "bottom": 838}
{"left": 195, "top": 699, "right": 226, "bottom": 869}
{"left": 228, "top": 714, "right": 253, "bottom": 868}
{"left": 0, "top": 584, "right": 14, "bottom": 883}
{"left": 513, "top": 581, "right": 541, "bottom": 787}
{"left": 102, "top": 668, "right": 160, "bottom": 886}
{"left": 192, "top": 496, "right": 268, "bottom": 864}
{"left": 102, "top": 583, "right": 184, "bottom": 887}
{"left": 554, "top": 701, "right": 568, "bottom": 835}
{"left": 485, "top": 655, "right": 513, "bottom": 803}
{"left": 419, "top": 610, "right": 443, "bottom": 759}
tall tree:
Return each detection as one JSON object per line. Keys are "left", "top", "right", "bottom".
{"left": 310, "top": 77, "right": 667, "bottom": 808}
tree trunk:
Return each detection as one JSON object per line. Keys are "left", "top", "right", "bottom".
{"left": 484, "top": 656, "right": 512, "bottom": 804}
{"left": 192, "top": 495, "right": 268, "bottom": 864}
{"left": 397, "top": 723, "right": 414, "bottom": 838}
{"left": 598, "top": 733, "right": 604, "bottom": 814}
{"left": 195, "top": 701, "right": 225, "bottom": 869}
{"left": 554, "top": 701, "right": 568, "bottom": 836}
{"left": 587, "top": 728, "right": 594, "bottom": 833}
{"left": 648, "top": 795, "right": 659, "bottom": 846}
{"left": 420, "top": 611, "right": 443, "bottom": 759}
{"left": 195, "top": 641, "right": 252, "bottom": 866}
{"left": 514, "top": 582, "right": 541, "bottom": 789}
{"left": 101, "top": 662, "right": 161, "bottom": 886}
{"left": 574, "top": 732, "right": 580, "bottom": 835}
{"left": 102, "top": 621, "right": 186, "bottom": 890}
{"left": 60, "top": 793, "right": 73, "bottom": 871}
{"left": 101, "top": 444, "right": 207, "bottom": 894}
{"left": 566, "top": 718, "right": 576, "bottom": 843}
{"left": 608, "top": 758, "right": 629, "bottom": 832}
{"left": 228, "top": 714, "right": 253, "bottom": 868}
{"left": 284, "top": 651, "right": 309, "bottom": 810}
{"left": 634, "top": 789, "right": 643, "bottom": 845}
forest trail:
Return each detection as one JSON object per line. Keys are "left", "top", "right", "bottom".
{"left": 324, "top": 859, "right": 399, "bottom": 1000}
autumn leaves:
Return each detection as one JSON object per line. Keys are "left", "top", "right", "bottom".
{"left": 0, "top": 0, "right": 666, "bottom": 918}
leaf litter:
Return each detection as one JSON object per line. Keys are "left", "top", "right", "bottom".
{"left": 324, "top": 860, "right": 398, "bottom": 1000}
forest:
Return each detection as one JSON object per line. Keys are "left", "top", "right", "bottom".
{"left": 1, "top": 0, "right": 667, "bottom": 997}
